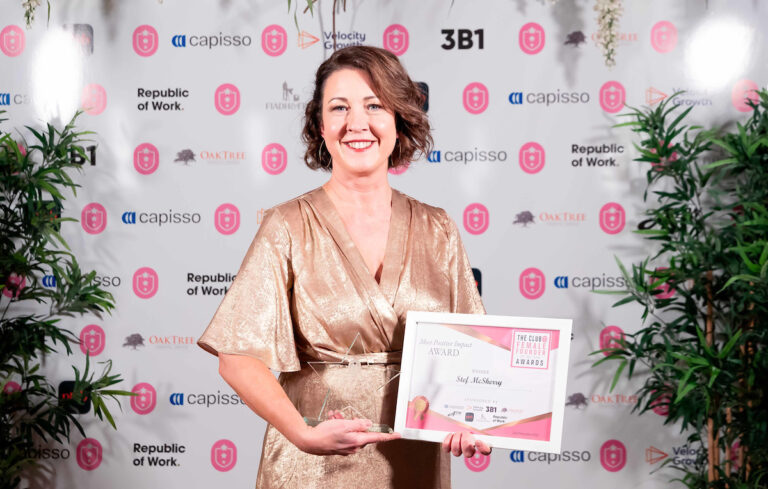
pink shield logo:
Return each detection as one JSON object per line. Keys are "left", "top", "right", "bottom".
{"left": 732, "top": 79, "right": 759, "bottom": 112}
{"left": 81, "top": 203, "right": 107, "bottom": 234}
{"left": 130, "top": 382, "right": 157, "bottom": 415}
{"left": 464, "top": 451, "right": 491, "bottom": 472}
{"left": 652, "top": 267, "right": 675, "bottom": 299}
{"left": 81, "top": 83, "right": 107, "bottom": 115}
{"left": 0, "top": 25, "right": 25, "bottom": 57}
{"left": 519, "top": 22, "right": 545, "bottom": 54}
{"left": 79, "top": 324, "right": 106, "bottom": 356}
{"left": 214, "top": 203, "right": 240, "bottom": 235}
{"left": 650, "top": 21, "right": 677, "bottom": 53}
{"left": 3, "top": 273, "right": 25, "bottom": 299}
{"left": 600, "top": 81, "right": 626, "bottom": 114}
{"left": 76, "top": 438, "right": 103, "bottom": 471}
{"left": 599, "top": 325, "right": 624, "bottom": 356}
{"left": 211, "top": 439, "right": 237, "bottom": 472}
{"left": 262, "top": 143, "right": 287, "bottom": 175}
{"left": 650, "top": 390, "right": 671, "bottom": 416}
{"left": 463, "top": 82, "right": 489, "bottom": 114}
{"left": 463, "top": 203, "right": 489, "bottom": 235}
{"left": 215, "top": 83, "right": 240, "bottom": 115}
{"left": 383, "top": 24, "right": 409, "bottom": 56}
{"left": 519, "top": 142, "right": 545, "bottom": 174}
{"left": 388, "top": 164, "right": 408, "bottom": 175}
{"left": 600, "top": 440, "right": 627, "bottom": 472}
{"left": 262, "top": 25, "right": 287, "bottom": 56}
{"left": 599, "top": 202, "right": 625, "bottom": 234}
{"left": 133, "top": 267, "right": 159, "bottom": 299}
{"left": 132, "top": 25, "right": 158, "bottom": 57}
{"left": 133, "top": 143, "right": 160, "bottom": 175}
{"left": 519, "top": 267, "right": 545, "bottom": 299}
{"left": 3, "top": 381, "right": 21, "bottom": 394}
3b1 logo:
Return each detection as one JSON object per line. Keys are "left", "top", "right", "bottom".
{"left": 131, "top": 383, "right": 157, "bottom": 415}
{"left": 211, "top": 439, "right": 237, "bottom": 472}
{"left": 80, "top": 324, "right": 106, "bottom": 356}
{"left": 70, "top": 145, "right": 96, "bottom": 166}
{"left": 441, "top": 29, "right": 484, "bottom": 50}
{"left": 383, "top": 24, "right": 409, "bottom": 56}
{"left": 1, "top": 25, "right": 25, "bottom": 57}
{"left": 133, "top": 25, "right": 159, "bottom": 56}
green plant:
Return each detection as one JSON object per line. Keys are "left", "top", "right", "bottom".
{"left": 0, "top": 111, "right": 131, "bottom": 489}
{"left": 593, "top": 92, "right": 768, "bottom": 488}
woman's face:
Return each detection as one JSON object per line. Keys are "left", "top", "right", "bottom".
{"left": 320, "top": 68, "right": 397, "bottom": 177}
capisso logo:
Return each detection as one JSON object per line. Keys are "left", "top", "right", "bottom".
{"left": 427, "top": 148, "right": 508, "bottom": 163}
{"left": 508, "top": 89, "right": 590, "bottom": 106}
{"left": 510, "top": 450, "right": 592, "bottom": 464}
{"left": 571, "top": 143, "right": 624, "bottom": 167}
{"left": 25, "top": 446, "right": 71, "bottom": 460}
{"left": 323, "top": 30, "right": 366, "bottom": 49}
{"left": 133, "top": 443, "right": 186, "bottom": 467}
{"left": 171, "top": 32, "right": 252, "bottom": 48}
{"left": 42, "top": 275, "right": 56, "bottom": 288}
{"left": 121, "top": 210, "right": 202, "bottom": 226}
{"left": 0, "top": 93, "right": 33, "bottom": 105}
{"left": 553, "top": 274, "right": 627, "bottom": 290}
{"left": 137, "top": 88, "right": 188, "bottom": 111}
{"left": 169, "top": 391, "right": 246, "bottom": 407}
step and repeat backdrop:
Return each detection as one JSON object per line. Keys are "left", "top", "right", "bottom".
{"left": 1, "top": 0, "right": 765, "bottom": 487}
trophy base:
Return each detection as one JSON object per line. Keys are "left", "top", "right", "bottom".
{"left": 303, "top": 417, "right": 393, "bottom": 433}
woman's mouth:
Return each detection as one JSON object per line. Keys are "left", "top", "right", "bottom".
{"left": 344, "top": 141, "right": 374, "bottom": 151}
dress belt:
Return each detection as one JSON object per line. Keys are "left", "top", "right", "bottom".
{"left": 303, "top": 348, "right": 402, "bottom": 366}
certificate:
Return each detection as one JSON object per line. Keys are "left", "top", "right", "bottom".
{"left": 394, "top": 312, "right": 572, "bottom": 453}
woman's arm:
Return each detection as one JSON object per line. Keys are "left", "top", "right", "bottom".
{"left": 218, "top": 353, "right": 400, "bottom": 455}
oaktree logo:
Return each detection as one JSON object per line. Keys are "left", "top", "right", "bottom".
{"left": 123, "top": 333, "right": 145, "bottom": 349}
{"left": 564, "top": 31, "right": 586, "bottom": 46}
{"left": 513, "top": 211, "right": 535, "bottom": 227}
{"left": 175, "top": 149, "right": 196, "bottom": 165}
{"left": 565, "top": 392, "right": 588, "bottom": 408}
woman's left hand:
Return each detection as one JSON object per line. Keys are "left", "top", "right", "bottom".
{"left": 442, "top": 432, "right": 492, "bottom": 458}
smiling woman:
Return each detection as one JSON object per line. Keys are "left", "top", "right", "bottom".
{"left": 198, "top": 45, "right": 487, "bottom": 489}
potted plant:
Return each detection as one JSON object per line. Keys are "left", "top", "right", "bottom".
{"left": 0, "top": 111, "right": 130, "bottom": 488}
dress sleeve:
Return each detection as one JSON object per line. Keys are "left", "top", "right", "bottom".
{"left": 445, "top": 213, "right": 486, "bottom": 315}
{"left": 197, "top": 207, "right": 300, "bottom": 372}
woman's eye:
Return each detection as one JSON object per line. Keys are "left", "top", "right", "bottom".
{"left": 367, "top": 104, "right": 383, "bottom": 110}
{"left": 331, "top": 105, "right": 347, "bottom": 112}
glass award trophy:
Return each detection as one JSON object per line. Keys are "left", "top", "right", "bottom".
{"left": 302, "top": 333, "right": 399, "bottom": 433}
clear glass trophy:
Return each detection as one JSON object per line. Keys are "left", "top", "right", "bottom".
{"left": 302, "top": 333, "right": 399, "bottom": 433}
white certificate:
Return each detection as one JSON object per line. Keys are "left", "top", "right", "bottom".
{"left": 394, "top": 312, "right": 572, "bottom": 453}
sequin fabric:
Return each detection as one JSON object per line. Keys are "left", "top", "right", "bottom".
{"left": 198, "top": 186, "right": 485, "bottom": 488}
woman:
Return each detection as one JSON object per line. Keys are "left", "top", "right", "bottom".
{"left": 198, "top": 45, "right": 490, "bottom": 488}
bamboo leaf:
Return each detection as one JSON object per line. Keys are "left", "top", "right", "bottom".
{"left": 609, "top": 360, "right": 627, "bottom": 392}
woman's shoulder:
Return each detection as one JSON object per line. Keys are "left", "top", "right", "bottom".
{"left": 395, "top": 189, "right": 455, "bottom": 234}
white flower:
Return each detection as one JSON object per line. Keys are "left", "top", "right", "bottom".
{"left": 594, "top": 0, "right": 623, "bottom": 68}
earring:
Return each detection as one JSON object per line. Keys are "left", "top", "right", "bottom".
{"left": 318, "top": 140, "right": 329, "bottom": 167}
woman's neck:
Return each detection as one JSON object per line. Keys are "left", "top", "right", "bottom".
{"left": 323, "top": 170, "right": 392, "bottom": 210}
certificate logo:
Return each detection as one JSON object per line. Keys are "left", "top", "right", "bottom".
{"left": 465, "top": 451, "right": 491, "bottom": 472}
{"left": 519, "top": 22, "right": 545, "bottom": 54}
{"left": 463, "top": 82, "right": 489, "bottom": 114}
{"left": 130, "top": 383, "right": 157, "bottom": 415}
{"left": 463, "top": 203, "right": 489, "bottom": 235}
{"left": 134, "top": 143, "right": 160, "bottom": 175}
{"left": 519, "top": 142, "right": 545, "bottom": 174}
{"left": 211, "top": 439, "right": 237, "bottom": 472}
{"left": 133, "top": 267, "right": 159, "bottom": 299}
{"left": 81, "top": 203, "right": 107, "bottom": 234}
{"left": 650, "top": 21, "right": 677, "bottom": 53}
{"left": 76, "top": 438, "right": 103, "bottom": 471}
{"left": 519, "top": 267, "right": 545, "bottom": 299}
{"left": 599, "top": 202, "right": 625, "bottom": 234}
{"left": 261, "top": 25, "right": 287, "bottom": 56}
{"left": 600, "top": 440, "right": 627, "bottom": 472}
{"left": 214, "top": 203, "right": 240, "bottom": 235}
{"left": 599, "top": 81, "right": 625, "bottom": 114}
{"left": 1, "top": 25, "right": 25, "bottom": 57}
{"left": 383, "top": 24, "right": 409, "bottom": 56}
{"left": 262, "top": 143, "right": 287, "bottom": 175}
{"left": 599, "top": 325, "right": 625, "bottom": 356}
{"left": 511, "top": 330, "right": 551, "bottom": 369}
{"left": 732, "top": 79, "right": 759, "bottom": 112}
{"left": 133, "top": 25, "right": 159, "bottom": 56}
{"left": 79, "top": 324, "right": 106, "bottom": 356}
{"left": 214, "top": 83, "right": 240, "bottom": 115}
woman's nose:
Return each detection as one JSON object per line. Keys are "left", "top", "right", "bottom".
{"left": 346, "top": 107, "right": 368, "bottom": 132}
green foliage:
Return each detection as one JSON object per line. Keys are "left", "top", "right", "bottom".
{"left": 593, "top": 92, "right": 768, "bottom": 488}
{"left": 0, "top": 111, "right": 131, "bottom": 488}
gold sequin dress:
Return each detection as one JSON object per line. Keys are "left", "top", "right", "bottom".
{"left": 198, "top": 187, "right": 485, "bottom": 489}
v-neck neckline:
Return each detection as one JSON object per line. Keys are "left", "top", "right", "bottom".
{"left": 313, "top": 186, "right": 408, "bottom": 305}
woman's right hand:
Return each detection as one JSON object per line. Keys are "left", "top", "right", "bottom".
{"left": 296, "top": 417, "right": 401, "bottom": 456}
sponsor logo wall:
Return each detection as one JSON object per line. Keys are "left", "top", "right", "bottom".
{"left": 1, "top": 1, "right": 765, "bottom": 488}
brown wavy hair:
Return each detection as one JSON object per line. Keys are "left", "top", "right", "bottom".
{"left": 302, "top": 46, "right": 432, "bottom": 171}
